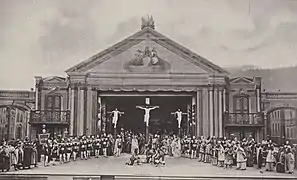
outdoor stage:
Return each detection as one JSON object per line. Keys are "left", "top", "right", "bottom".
{"left": 2, "top": 154, "right": 296, "bottom": 180}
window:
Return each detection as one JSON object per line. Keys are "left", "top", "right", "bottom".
{"left": 45, "top": 94, "right": 62, "bottom": 122}
{"left": 16, "top": 125, "right": 22, "bottom": 139}
{"left": 16, "top": 113, "right": 20, "bottom": 122}
{"left": 45, "top": 95, "right": 61, "bottom": 111}
{"left": 233, "top": 94, "right": 249, "bottom": 114}
{"left": 20, "top": 114, "right": 23, "bottom": 123}
{"left": 274, "top": 123, "right": 276, "bottom": 133}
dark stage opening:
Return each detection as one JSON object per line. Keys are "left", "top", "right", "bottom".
{"left": 104, "top": 96, "right": 192, "bottom": 135}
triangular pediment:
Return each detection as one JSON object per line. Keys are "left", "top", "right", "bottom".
{"left": 230, "top": 77, "right": 253, "bottom": 84}
{"left": 66, "top": 28, "right": 228, "bottom": 76}
{"left": 42, "top": 76, "right": 66, "bottom": 83}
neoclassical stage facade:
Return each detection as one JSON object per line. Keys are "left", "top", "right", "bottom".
{"left": 0, "top": 17, "right": 275, "bottom": 142}
{"left": 29, "top": 17, "right": 264, "bottom": 141}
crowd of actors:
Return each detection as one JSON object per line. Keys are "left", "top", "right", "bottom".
{"left": 0, "top": 131, "right": 296, "bottom": 174}
{"left": 175, "top": 135, "right": 295, "bottom": 174}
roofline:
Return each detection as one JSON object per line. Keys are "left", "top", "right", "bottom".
{"left": 65, "top": 29, "right": 145, "bottom": 73}
{"left": 148, "top": 29, "right": 229, "bottom": 75}
{"left": 262, "top": 92, "right": 297, "bottom": 95}
{"left": 65, "top": 27, "right": 229, "bottom": 75}
{"left": 0, "top": 90, "right": 34, "bottom": 93}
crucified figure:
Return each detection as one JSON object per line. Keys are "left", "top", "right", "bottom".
{"left": 107, "top": 108, "right": 124, "bottom": 129}
{"left": 171, "top": 109, "right": 187, "bottom": 129}
{"left": 136, "top": 105, "right": 159, "bottom": 127}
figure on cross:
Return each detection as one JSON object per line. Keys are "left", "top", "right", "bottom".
{"left": 107, "top": 108, "right": 124, "bottom": 129}
{"left": 136, "top": 98, "right": 159, "bottom": 127}
{"left": 171, "top": 109, "right": 187, "bottom": 129}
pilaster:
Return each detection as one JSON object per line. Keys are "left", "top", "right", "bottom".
{"left": 254, "top": 77, "right": 262, "bottom": 112}
{"left": 92, "top": 89, "right": 98, "bottom": 135}
{"left": 218, "top": 89, "right": 224, "bottom": 138}
{"left": 86, "top": 86, "right": 92, "bottom": 136}
{"left": 214, "top": 87, "right": 219, "bottom": 137}
{"left": 77, "top": 87, "right": 85, "bottom": 136}
{"left": 209, "top": 88, "right": 214, "bottom": 137}
{"left": 34, "top": 76, "right": 42, "bottom": 110}
{"left": 26, "top": 111, "right": 30, "bottom": 137}
{"left": 196, "top": 89, "right": 203, "bottom": 136}
{"left": 202, "top": 88, "right": 209, "bottom": 137}
{"left": 70, "top": 88, "right": 75, "bottom": 136}
{"left": 35, "top": 88, "right": 39, "bottom": 110}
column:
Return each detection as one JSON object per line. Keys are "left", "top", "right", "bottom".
{"left": 249, "top": 98, "right": 252, "bottom": 113}
{"left": 86, "top": 86, "right": 92, "bottom": 136}
{"left": 214, "top": 88, "right": 219, "bottom": 137}
{"left": 218, "top": 89, "right": 223, "bottom": 138}
{"left": 196, "top": 90, "right": 200, "bottom": 136}
{"left": 92, "top": 90, "right": 98, "bottom": 135}
{"left": 264, "top": 112, "right": 268, "bottom": 140}
{"left": 198, "top": 89, "right": 203, "bottom": 136}
{"left": 35, "top": 85, "right": 39, "bottom": 110}
{"left": 223, "top": 88, "right": 226, "bottom": 112}
{"left": 209, "top": 88, "right": 214, "bottom": 137}
{"left": 202, "top": 88, "right": 209, "bottom": 137}
{"left": 25, "top": 111, "right": 29, "bottom": 138}
{"left": 70, "top": 88, "right": 75, "bottom": 136}
{"left": 77, "top": 87, "right": 85, "bottom": 136}
{"left": 12, "top": 108, "right": 17, "bottom": 139}
{"left": 257, "top": 88, "right": 261, "bottom": 112}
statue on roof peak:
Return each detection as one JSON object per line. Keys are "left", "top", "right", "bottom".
{"left": 141, "top": 15, "right": 155, "bottom": 30}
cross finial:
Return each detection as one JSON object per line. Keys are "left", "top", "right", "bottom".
{"left": 141, "top": 15, "right": 155, "bottom": 30}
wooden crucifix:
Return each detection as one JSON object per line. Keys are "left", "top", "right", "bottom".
{"left": 107, "top": 108, "right": 124, "bottom": 137}
{"left": 171, "top": 109, "right": 187, "bottom": 136}
{"left": 136, "top": 97, "right": 159, "bottom": 141}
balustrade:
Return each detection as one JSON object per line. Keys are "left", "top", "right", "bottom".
{"left": 224, "top": 112, "right": 263, "bottom": 126}
{"left": 30, "top": 110, "right": 70, "bottom": 124}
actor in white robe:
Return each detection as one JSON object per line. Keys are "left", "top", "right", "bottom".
{"left": 136, "top": 106, "right": 159, "bottom": 126}
{"left": 236, "top": 145, "right": 247, "bottom": 170}
{"left": 171, "top": 137, "right": 181, "bottom": 158}
{"left": 110, "top": 109, "right": 124, "bottom": 128}
{"left": 131, "top": 136, "right": 139, "bottom": 155}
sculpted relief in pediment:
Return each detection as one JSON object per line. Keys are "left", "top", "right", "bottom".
{"left": 123, "top": 46, "right": 170, "bottom": 73}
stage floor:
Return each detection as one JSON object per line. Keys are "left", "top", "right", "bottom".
{"left": 3, "top": 154, "right": 296, "bottom": 180}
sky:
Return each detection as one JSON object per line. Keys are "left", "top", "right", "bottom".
{"left": 0, "top": 0, "right": 297, "bottom": 90}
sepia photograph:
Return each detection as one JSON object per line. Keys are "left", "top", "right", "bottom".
{"left": 0, "top": 0, "right": 296, "bottom": 179}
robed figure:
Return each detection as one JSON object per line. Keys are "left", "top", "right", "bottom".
{"left": 136, "top": 105, "right": 159, "bottom": 127}
{"left": 171, "top": 109, "right": 187, "bottom": 129}
{"left": 108, "top": 108, "right": 124, "bottom": 129}
{"left": 170, "top": 136, "right": 181, "bottom": 158}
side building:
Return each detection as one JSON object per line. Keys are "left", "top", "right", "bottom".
{"left": 262, "top": 92, "right": 297, "bottom": 144}
{"left": 0, "top": 90, "right": 35, "bottom": 140}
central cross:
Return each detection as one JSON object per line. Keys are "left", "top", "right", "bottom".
{"left": 136, "top": 97, "right": 159, "bottom": 141}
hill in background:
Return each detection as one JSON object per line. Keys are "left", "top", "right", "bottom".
{"left": 224, "top": 65, "right": 297, "bottom": 92}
